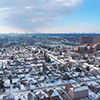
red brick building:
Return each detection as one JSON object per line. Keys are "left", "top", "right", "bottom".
{"left": 93, "top": 37, "right": 100, "bottom": 44}
{"left": 79, "top": 36, "right": 93, "bottom": 45}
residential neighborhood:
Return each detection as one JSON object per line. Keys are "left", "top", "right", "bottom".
{"left": 0, "top": 34, "right": 100, "bottom": 100}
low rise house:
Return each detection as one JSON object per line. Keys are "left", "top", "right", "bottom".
{"left": 87, "top": 81, "right": 100, "bottom": 93}
{"left": 28, "top": 91, "right": 37, "bottom": 100}
{"left": 35, "top": 90, "right": 50, "bottom": 100}
{"left": 3, "top": 95, "right": 14, "bottom": 100}
{"left": 44, "top": 89, "right": 60, "bottom": 100}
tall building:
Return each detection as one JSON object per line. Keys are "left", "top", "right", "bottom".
{"left": 93, "top": 37, "right": 100, "bottom": 44}
{"left": 79, "top": 36, "right": 93, "bottom": 45}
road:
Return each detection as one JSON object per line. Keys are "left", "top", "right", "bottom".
{"left": 4, "top": 77, "right": 100, "bottom": 95}
{"left": 47, "top": 53, "right": 64, "bottom": 64}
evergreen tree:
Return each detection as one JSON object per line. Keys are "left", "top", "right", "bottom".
{"left": 0, "top": 79, "right": 5, "bottom": 92}
{"left": 44, "top": 53, "right": 51, "bottom": 62}
{"left": 86, "top": 66, "right": 90, "bottom": 71}
{"left": 60, "top": 51, "right": 62, "bottom": 55}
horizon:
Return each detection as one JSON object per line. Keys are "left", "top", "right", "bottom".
{"left": 0, "top": 33, "right": 100, "bottom": 35}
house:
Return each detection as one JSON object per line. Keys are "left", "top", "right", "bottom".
{"left": 44, "top": 89, "right": 60, "bottom": 100}
{"left": 87, "top": 81, "right": 100, "bottom": 93}
{"left": 71, "top": 72, "right": 79, "bottom": 78}
{"left": 57, "top": 55, "right": 64, "bottom": 59}
{"left": 28, "top": 91, "right": 37, "bottom": 100}
{"left": 62, "top": 72, "right": 72, "bottom": 80}
{"left": 43, "top": 64, "right": 49, "bottom": 74}
{"left": 20, "top": 77, "right": 27, "bottom": 84}
{"left": 44, "top": 76, "right": 49, "bottom": 83}
{"left": 0, "top": 71, "right": 3, "bottom": 78}
{"left": 16, "top": 69, "right": 23, "bottom": 74}
{"left": 85, "top": 71, "right": 92, "bottom": 77}
{"left": 65, "top": 84, "right": 88, "bottom": 100}
{"left": 95, "top": 51, "right": 100, "bottom": 57}
{"left": 24, "top": 68, "right": 29, "bottom": 74}
{"left": 58, "top": 65, "right": 65, "bottom": 72}
{"left": 52, "top": 52, "right": 59, "bottom": 56}
{"left": 93, "top": 84, "right": 100, "bottom": 93}
{"left": 35, "top": 90, "right": 50, "bottom": 100}
{"left": 53, "top": 73, "right": 60, "bottom": 80}
{"left": 3, "top": 95, "right": 14, "bottom": 100}
{"left": 30, "top": 79, "right": 37, "bottom": 85}
{"left": 16, "top": 94, "right": 27, "bottom": 100}
{"left": 26, "top": 57, "right": 35, "bottom": 62}
{"left": 4, "top": 79, "right": 11, "bottom": 89}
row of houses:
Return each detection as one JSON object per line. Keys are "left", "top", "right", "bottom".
{"left": 3, "top": 83, "right": 89, "bottom": 100}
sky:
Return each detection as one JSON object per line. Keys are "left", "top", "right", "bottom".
{"left": 0, "top": 0, "right": 99, "bottom": 33}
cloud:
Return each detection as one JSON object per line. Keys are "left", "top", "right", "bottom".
{"left": 0, "top": 0, "right": 83, "bottom": 32}
{"left": 71, "top": 25, "right": 75, "bottom": 28}
{"left": 90, "top": 23, "right": 93, "bottom": 26}
{"left": 0, "top": 25, "right": 26, "bottom": 33}
{"left": 81, "top": 23, "right": 85, "bottom": 25}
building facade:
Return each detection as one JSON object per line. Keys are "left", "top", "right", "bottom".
{"left": 79, "top": 36, "right": 93, "bottom": 45}
{"left": 93, "top": 37, "right": 100, "bottom": 44}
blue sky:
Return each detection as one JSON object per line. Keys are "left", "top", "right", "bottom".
{"left": 0, "top": 0, "right": 99, "bottom": 33}
{"left": 40, "top": 0, "right": 100, "bottom": 33}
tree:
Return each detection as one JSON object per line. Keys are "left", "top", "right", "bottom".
{"left": 60, "top": 51, "right": 62, "bottom": 55}
{"left": 7, "top": 61, "right": 10, "bottom": 65}
{"left": 34, "top": 50, "right": 38, "bottom": 53}
{"left": 40, "top": 51, "right": 43, "bottom": 54}
{"left": 44, "top": 53, "right": 51, "bottom": 62}
{"left": 72, "top": 56, "right": 75, "bottom": 59}
{"left": 11, "top": 56, "right": 14, "bottom": 60}
{"left": 10, "top": 79, "right": 12, "bottom": 84}
{"left": 0, "top": 79, "right": 5, "bottom": 92}
{"left": 86, "top": 66, "right": 90, "bottom": 71}
{"left": 48, "top": 47, "right": 51, "bottom": 51}
{"left": 47, "top": 57, "right": 51, "bottom": 62}
{"left": 94, "top": 53, "right": 97, "bottom": 57}
{"left": 75, "top": 67, "right": 82, "bottom": 72}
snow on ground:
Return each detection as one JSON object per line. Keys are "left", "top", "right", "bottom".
{"left": 4, "top": 89, "right": 10, "bottom": 95}
{"left": 40, "top": 83, "right": 45, "bottom": 87}
{"left": 88, "top": 90, "right": 99, "bottom": 100}
{"left": 45, "top": 79, "right": 64, "bottom": 86}
{"left": 68, "top": 79, "right": 76, "bottom": 83}
{"left": 10, "top": 86, "right": 19, "bottom": 92}
{"left": 78, "top": 76, "right": 90, "bottom": 81}
{"left": 79, "top": 98, "right": 90, "bottom": 100}
{"left": 84, "top": 63, "right": 100, "bottom": 71}
{"left": 20, "top": 85, "right": 27, "bottom": 90}
{"left": 89, "top": 76, "right": 96, "bottom": 80}
{"left": 96, "top": 75, "right": 100, "bottom": 78}
{"left": 14, "top": 92, "right": 29, "bottom": 100}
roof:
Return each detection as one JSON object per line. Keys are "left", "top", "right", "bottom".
{"left": 66, "top": 83, "right": 88, "bottom": 92}
{"left": 45, "top": 89, "right": 59, "bottom": 97}
{"left": 70, "top": 86, "right": 88, "bottom": 92}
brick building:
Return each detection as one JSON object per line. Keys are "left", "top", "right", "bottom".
{"left": 65, "top": 84, "right": 88, "bottom": 100}
{"left": 79, "top": 36, "right": 93, "bottom": 45}
{"left": 93, "top": 37, "right": 100, "bottom": 44}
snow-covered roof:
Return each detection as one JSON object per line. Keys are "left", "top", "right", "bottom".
{"left": 70, "top": 86, "right": 88, "bottom": 92}
{"left": 35, "top": 90, "right": 49, "bottom": 99}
